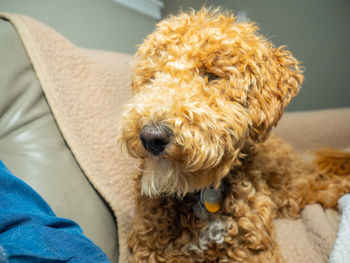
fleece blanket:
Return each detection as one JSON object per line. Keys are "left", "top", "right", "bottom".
{"left": 2, "top": 13, "right": 350, "bottom": 263}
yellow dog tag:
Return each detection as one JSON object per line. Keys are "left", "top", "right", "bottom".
{"left": 204, "top": 200, "right": 220, "bottom": 213}
{"left": 200, "top": 185, "right": 222, "bottom": 214}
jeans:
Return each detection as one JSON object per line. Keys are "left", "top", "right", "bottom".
{"left": 0, "top": 160, "right": 110, "bottom": 263}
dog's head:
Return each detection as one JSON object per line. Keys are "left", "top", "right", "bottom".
{"left": 118, "top": 8, "right": 303, "bottom": 197}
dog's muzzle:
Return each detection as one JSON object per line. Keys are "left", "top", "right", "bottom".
{"left": 139, "top": 124, "right": 171, "bottom": 155}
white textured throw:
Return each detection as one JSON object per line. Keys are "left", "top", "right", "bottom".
{"left": 330, "top": 194, "right": 350, "bottom": 263}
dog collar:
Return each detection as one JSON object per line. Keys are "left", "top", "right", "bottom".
{"left": 193, "top": 183, "right": 224, "bottom": 220}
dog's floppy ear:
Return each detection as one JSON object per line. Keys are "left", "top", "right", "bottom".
{"left": 247, "top": 46, "right": 304, "bottom": 143}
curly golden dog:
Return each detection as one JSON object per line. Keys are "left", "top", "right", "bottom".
{"left": 118, "top": 8, "right": 350, "bottom": 262}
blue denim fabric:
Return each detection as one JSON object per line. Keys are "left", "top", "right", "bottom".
{"left": 0, "top": 160, "right": 110, "bottom": 263}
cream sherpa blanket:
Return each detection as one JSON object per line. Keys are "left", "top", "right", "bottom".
{"left": 3, "top": 13, "right": 350, "bottom": 263}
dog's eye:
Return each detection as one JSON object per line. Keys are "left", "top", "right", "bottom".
{"left": 205, "top": 72, "right": 220, "bottom": 82}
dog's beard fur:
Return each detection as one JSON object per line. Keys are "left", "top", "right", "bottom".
{"left": 139, "top": 143, "right": 247, "bottom": 198}
{"left": 139, "top": 157, "right": 233, "bottom": 198}
{"left": 140, "top": 159, "right": 191, "bottom": 197}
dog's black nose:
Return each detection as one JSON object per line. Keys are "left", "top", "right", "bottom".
{"left": 139, "top": 125, "right": 171, "bottom": 155}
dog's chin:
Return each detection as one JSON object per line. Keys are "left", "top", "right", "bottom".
{"left": 140, "top": 158, "right": 196, "bottom": 198}
{"left": 139, "top": 151, "right": 232, "bottom": 198}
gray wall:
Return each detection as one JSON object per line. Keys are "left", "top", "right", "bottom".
{"left": 162, "top": 0, "right": 350, "bottom": 111}
{"left": 0, "top": 0, "right": 157, "bottom": 54}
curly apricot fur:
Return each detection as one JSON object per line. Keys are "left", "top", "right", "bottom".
{"left": 118, "top": 8, "right": 350, "bottom": 262}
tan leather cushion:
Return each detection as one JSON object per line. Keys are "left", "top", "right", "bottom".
{"left": 0, "top": 18, "right": 118, "bottom": 262}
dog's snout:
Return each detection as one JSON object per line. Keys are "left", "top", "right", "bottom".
{"left": 139, "top": 125, "right": 171, "bottom": 155}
